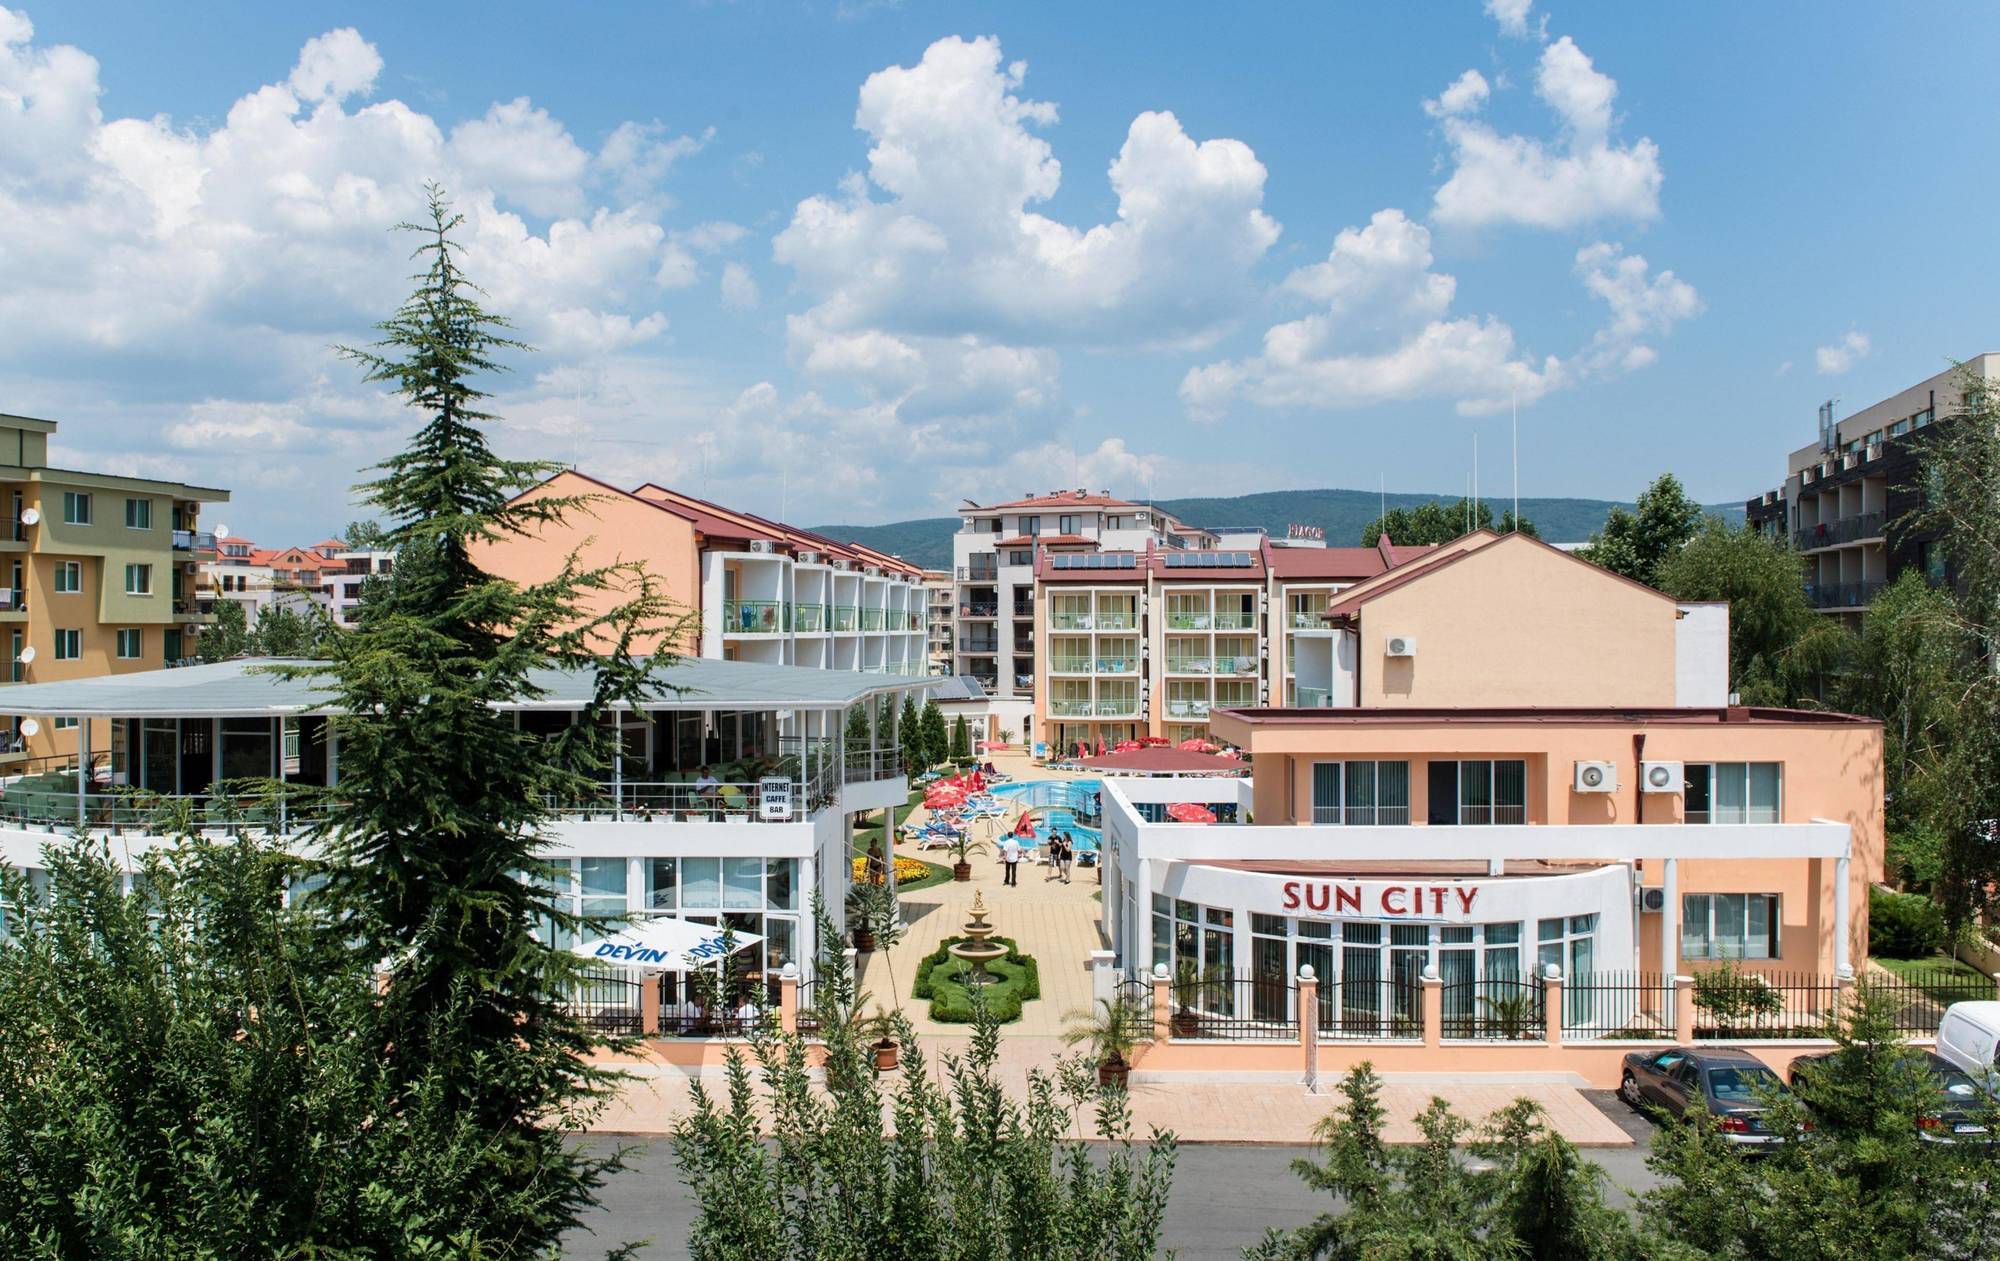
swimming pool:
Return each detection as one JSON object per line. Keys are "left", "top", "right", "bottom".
{"left": 987, "top": 779, "right": 1102, "bottom": 855}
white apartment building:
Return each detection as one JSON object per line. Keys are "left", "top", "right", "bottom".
{"left": 921, "top": 569, "right": 954, "bottom": 675}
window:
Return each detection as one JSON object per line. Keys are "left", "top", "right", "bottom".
{"left": 124, "top": 497, "right": 152, "bottom": 529}
{"left": 115, "top": 629, "right": 142, "bottom": 659}
{"left": 1427, "top": 759, "right": 1527, "bottom": 825}
{"left": 1684, "top": 763, "right": 1781, "bottom": 824}
{"left": 1021, "top": 516, "right": 1042, "bottom": 536}
{"left": 61, "top": 492, "right": 92, "bottom": 525}
{"left": 1682, "top": 893, "right": 1780, "bottom": 960}
{"left": 53, "top": 629, "right": 80, "bottom": 660}
{"left": 54, "top": 561, "right": 81, "bottom": 594}
{"left": 124, "top": 563, "right": 152, "bottom": 595}
{"left": 1008, "top": 550, "right": 1033, "bottom": 566}
{"left": 1310, "top": 760, "right": 1411, "bottom": 825}
{"left": 1059, "top": 514, "right": 1079, "bottom": 534}
{"left": 53, "top": 716, "right": 77, "bottom": 731}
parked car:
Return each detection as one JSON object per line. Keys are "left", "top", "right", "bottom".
{"left": 1789, "top": 1048, "right": 1994, "bottom": 1145}
{"left": 1936, "top": 1002, "right": 2000, "bottom": 1090}
{"left": 1620, "top": 1046, "right": 1793, "bottom": 1146}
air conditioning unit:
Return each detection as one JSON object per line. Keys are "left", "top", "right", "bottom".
{"left": 1573, "top": 760, "right": 1618, "bottom": 793}
{"left": 1640, "top": 760, "right": 1684, "bottom": 793}
{"left": 797, "top": 550, "right": 820, "bottom": 564}
{"left": 758, "top": 775, "right": 795, "bottom": 821}
{"left": 832, "top": 560, "right": 851, "bottom": 571}
{"left": 748, "top": 539, "right": 776, "bottom": 554}
{"left": 185, "top": 561, "right": 199, "bottom": 574}
{"left": 1385, "top": 635, "right": 1418, "bottom": 658}
{"left": 1635, "top": 886, "right": 1667, "bottom": 913}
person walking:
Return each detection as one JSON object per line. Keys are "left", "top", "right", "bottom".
{"left": 1056, "top": 831, "right": 1074, "bottom": 884}
{"left": 1000, "top": 832, "right": 1021, "bottom": 887}
{"left": 1043, "top": 830, "right": 1062, "bottom": 883}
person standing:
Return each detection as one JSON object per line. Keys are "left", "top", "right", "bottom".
{"left": 1056, "top": 831, "right": 1073, "bottom": 884}
{"left": 1000, "top": 833, "right": 1021, "bottom": 887}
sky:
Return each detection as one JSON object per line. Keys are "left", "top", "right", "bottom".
{"left": 3, "top": 1, "right": 1995, "bottom": 540}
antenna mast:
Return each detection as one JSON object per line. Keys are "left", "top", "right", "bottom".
{"left": 1511, "top": 386, "right": 1519, "bottom": 533}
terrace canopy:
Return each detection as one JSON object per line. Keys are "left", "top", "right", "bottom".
{"left": 1074, "top": 747, "right": 1246, "bottom": 776}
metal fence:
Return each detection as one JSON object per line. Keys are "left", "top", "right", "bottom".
{"left": 570, "top": 966, "right": 645, "bottom": 1037}
{"left": 1560, "top": 972, "right": 1673, "bottom": 1041}
{"left": 1689, "top": 970, "right": 1842, "bottom": 1040}
{"left": 1317, "top": 977, "right": 1426, "bottom": 1042}
{"left": 1114, "top": 976, "right": 1155, "bottom": 1034}
{"left": 1441, "top": 976, "right": 1546, "bottom": 1041}
{"left": 1858, "top": 968, "right": 1994, "bottom": 1039}
{"left": 1167, "top": 974, "right": 1299, "bottom": 1041}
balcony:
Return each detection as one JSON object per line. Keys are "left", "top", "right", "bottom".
{"left": 958, "top": 564, "right": 999, "bottom": 582}
{"left": 794, "top": 603, "right": 830, "bottom": 633}
{"left": 958, "top": 639, "right": 999, "bottom": 654}
{"left": 1049, "top": 654, "right": 1092, "bottom": 674}
{"left": 1212, "top": 612, "right": 1256, "bottom": 630}
{"left": 1094, "top": 656, "right": 1136, "bottom": 675}
{"left": 1805, "top": 581, "right": 1885, "bottom": 610}
{"left": 723, "top": 600, "right": 790, "bottom": 634}
{"left": 859, "top": 608, "right": 886, "bottom": 631}
{"left": 1295, "top": 686, "right": 1332, "bottom": 708}
{"left": 1213, "top": 655, "right": 1259, "bottom": 676}
{"left": 1049, "top": 612, "right": 1094, "bottom": 630}
{"left": 1167, "top": 613, "right": 1213, "bottom": 630}
{"left": 1167, "top": 656, "right": 1213, "bottom": 675}
{"left": 0, "top": 587, "right": 25, "bottom": 617}
{"left": 1164, "top": 699, "right": 1211, "bottom": 719}
{"left": 171, "top": 529, "right": 219, "bottom": 552}
{"left": 831, "top": 605, "right": 858, "bottom": 631}
{"left": 1289, "top": 610, "right": 1326, "bottom": 629}
{"left": 961, "top": 602, "right": 998, "bottom": 618}
{"left": 1094, "top": 698, "right": 1141, "bottom": 718}
{"left": 1094, "top": 613, "right": 1137, "bottom": 631}
{"left": 1793, "top": 511, "right": 1886, "bottom": 551}
{"left": 1048, "top": 698, "right": 1095, "bottom": 717}
{"left": 0, "top": 517, "right": 24, "bottom": 551}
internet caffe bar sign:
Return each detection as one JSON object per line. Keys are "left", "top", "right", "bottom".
{"left": 1280, "top": 878, "right": 1482, "bottom": 921}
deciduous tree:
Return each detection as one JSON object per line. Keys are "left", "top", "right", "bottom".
{"left": 1582, "top": 473, "right": 1703, "bottom": 586}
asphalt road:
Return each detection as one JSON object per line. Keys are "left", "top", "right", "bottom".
{"left": 567, "top": 1094, "right": 1663, "bottom": 1260}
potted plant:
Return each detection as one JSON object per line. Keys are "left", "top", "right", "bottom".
{"left": 947, "top": 830, "right": 989, "bottom": 882}
{"left": 863, "top": 1007, "right": 901, "bottom": 1072}
{"left": 1063, "top": 995, "right": 1143, "bottom": 1089}
{"left": 848, "top": 882, "right": 878, "bottom": 952}
{"left": 1170, "top": 959, "right": 1204, "bottom": 1038}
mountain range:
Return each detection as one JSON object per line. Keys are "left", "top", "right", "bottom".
{"left": 812, "top": 488, "right": 1747, "bottom": 571}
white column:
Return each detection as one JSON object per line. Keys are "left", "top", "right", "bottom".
{"left": 1133, "top": 856, "right": 1152, "bottom": 976}
{"left": 76, "top": 717, "right": 88, "bottom": 829}
{"left": 1661, "top": 857, "right": 1679, "bottom": 978}
{"left": 1834, "top": 853, "right": 1852, "bottom": 977}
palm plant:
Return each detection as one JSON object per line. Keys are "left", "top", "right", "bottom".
{"left": 1063, "top": 995, "right": 1145, "bottom": 1086}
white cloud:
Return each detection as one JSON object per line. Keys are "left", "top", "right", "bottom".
{"left": 1483, "top": 0, "right": 1541, "bottom": 39}
{"left": 1281, "top": 209, "right": 1455, "bottom": 324}
{"left": 1424, "top": 70, "right": 1490, "bottom": 119}
{"left": 449, "top": 97, "right": 591, "bottom": 217}
{"left": 595, "top": 120, "right": 710, "bottom": 204}
{"left": 1572, "top": 242, "right": 1701, "bottom": 374}
{"left": 286, "top": 28, "right": 381, "bottom": 103}
{"left": 772, "top": 35, "right": 1280, "bottom": 440}
{"left": 720, "top": 261, "right": 759, "bottom": 310}
{"left": 1431, "top": 36, "right": 1662, "bottom": 229}
{"left": 1816, "top": 331, "right": 1871, "bottom": 375}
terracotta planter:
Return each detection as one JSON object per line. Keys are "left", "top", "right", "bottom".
{"left": 952, "top": 861, "right": 972, "bottom": 882}
{"left": 873, "top": 1038, "right": 901, "bottom": 1072}
{"left": 1171, "top": 1010, "right": 1200, "bottom": 1039}
{"left": 853, "top": 928, "right": 876, "bottom": 953}
{"left": 1097, "top": 1056, "right": 1130, "bottom": 1090}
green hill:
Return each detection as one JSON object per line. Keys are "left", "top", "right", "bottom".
{"left": 813, "top": 488, "right": 1745, "bottom": 571}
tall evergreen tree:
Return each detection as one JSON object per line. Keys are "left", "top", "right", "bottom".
{"left": 919, "top": 698, "right": 948, "bottom": 769}
{"left": 898, "top": 692, "right": 923, "bottom": 776}
{"left": 303, "top": 185, "right": 673, "bottom": 1252}
{"left": 950, "top": 713, "right": 970, "bottom": 762}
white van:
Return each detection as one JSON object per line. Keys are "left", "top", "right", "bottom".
{"left": 1935, "top": 1001, "right": 2000, "bottom": 1087}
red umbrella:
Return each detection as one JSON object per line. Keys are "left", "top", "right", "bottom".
{"left": 1013, "top": 813, "right": 1037, "bottom": 837}
{"left": 1176, "top": 738, "right": 1209, "bottom": 752}
{"left": 1097, "top": 739, "right": 1107, "bottom": 757}
{"left": 1166, "top": 802, "right": 1217, "bottom": 824}
{"left": 1139, "top": 735, "right": 1169, "bottom": 747}
{"left": 1114, "top": 740, "right": 1141, "bottom": 752}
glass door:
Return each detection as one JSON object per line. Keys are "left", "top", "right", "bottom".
{"left": 1338, "top": 922, "right": 1383, "bottom": 1034}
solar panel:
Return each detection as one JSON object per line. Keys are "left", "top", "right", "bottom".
{"left": 1051, "top": 552, "right": 1135, "bottom": 570}
{"left": 1164, "top": 550, "right": 1254, "bottom": 568}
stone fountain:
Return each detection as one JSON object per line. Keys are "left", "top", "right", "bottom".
{"left": 948, "top": 891, "right": 1008, "bottom": 986}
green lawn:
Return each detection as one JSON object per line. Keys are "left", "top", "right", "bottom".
{"left": 1874, "top": 954, "right": 1992, "bottom": 1004}
{"left": 894, "top": 857, "right": 953, "bottom": 893}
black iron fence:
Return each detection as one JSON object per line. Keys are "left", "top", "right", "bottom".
{"left": 1441, "top": 976, "right": 1545, "bottom": 1041}
{"left": 1316, "top": 977, "right": 1426, "bottom": 1042}
{"left": 1853, "top": 968, "right": 1992, "bottom": 1039}
{"left": 569, "top": 966, "right": 645, "bottom": 1037}
{"left": 1690, "top": 969, "right": 1842, "bottom": 1040}
{"left": 1167, "top": 973, "right": 1298, "bottom": 1041}
{"left": 1559, "top": 972, "right": 1673, "bottom": 1040}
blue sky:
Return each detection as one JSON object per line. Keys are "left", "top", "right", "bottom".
{"left": 4, "top": 2, "right": 1994, "bottom": 538}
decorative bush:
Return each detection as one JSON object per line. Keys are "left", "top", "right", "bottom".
{"left": 1869, "top": 886, "right": 1946, "bottom": 959}
{"left": 1691, "top": 961, "right": 1783, "bottom": 1034}
{"left": 912, "top": 934, "right": 1041, "bottom": 1023}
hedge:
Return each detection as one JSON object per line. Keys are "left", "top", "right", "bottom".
{"left": 1869, "top": 886, "right": 1946, "bottom": 959}
{"left": 912, "top": 934, "right": 1041, "bottom": 1023}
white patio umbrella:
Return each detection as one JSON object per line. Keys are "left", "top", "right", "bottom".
{"left": 572, "top": 917, "right": 762, "bottom": 971}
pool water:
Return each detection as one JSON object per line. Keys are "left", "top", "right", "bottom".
{"left": 986, "top": 779, "right": 1102, "bottom": 855}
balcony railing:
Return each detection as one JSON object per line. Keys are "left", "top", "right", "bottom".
{"left": 794, "top": 603, "right": 829, "bottom": 632}
{"left": 1290, "top": 610, "right": 1326, "bottom": 629}
{"left": 1212, "top": 612, "right": 1256, "bottom": 630}
{"left": 1167, "top": 613, "right": 1213, "bottom": 630}
{"left": 831, "top": 605, "right": 858, "bottom": 631}
{"left": 859, "top": 608, "right": 886, "bottom": 631}
{"left": 1094, "top": 656, "right": 1136, "bottom": 674}
{"left": 171, "top": 529, "right": 219, "bottom": 551}
{"left": 1167, "top": 656, "right": 1212, "bottom": 674}
{"left": 723, "top": 600, "right": 790, "bottom": 634}
{"left": 1094, "top": 698, "right": 1141, "bottom": 718}
{"left": 958, "top": 640, "right": 999, "bottom": 654}
{"left": 1049, "top": 655, "right": 1092, "bottom": 673}
{"left": 0, "top": 587, "right": 22, "bottom": 613}
{"left": 1295, "top": 686, "right": 1332, "bottom": 708}
{"left": 1214, "top": 655, "right": 1258, "bottom": 675}
{"left": 1165, "top": 699, "right": 1211, "bottom": 718}
{"left": 1048, "top": 699, "right": 1095, "bottom": 717}
{"left": 961, "top": 602, "right": 998, "bottom": 618}
{"left": 1805, "top": 580, "right": 1886, "bottom": 609}
{"left": 1793, "top": 512, "right": 1886, "bottom": 551}
{"left": 1094, "top": 613, "right": 1137, "bottom": 630}
{"left": 958, "top": 565, "right": 999, "bottom": 582}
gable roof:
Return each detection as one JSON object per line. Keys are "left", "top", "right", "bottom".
{"left": 1322, "top": 530, "right": 1674, "bottom": 621}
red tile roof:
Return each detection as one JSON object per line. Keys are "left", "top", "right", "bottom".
{"left": 1265, "top": 546, "right": 1398, "bottom": 580}
{"left": 972, "top": 490, "right": 1142, "bottom": 511}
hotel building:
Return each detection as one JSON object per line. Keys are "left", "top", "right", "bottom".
{"left": 0, "top": 412, "right": 229, "bottom": 762}
{"left": 475, "top": 471, "right": 929, "bottom": 678}
{"left": 1092, "top": 532, "right": 1880, "bottom": 1062}
{"left": 1744, "top": 353, "right": 1997, "bottom": 620}
{"left": 920, "top": 569, "right": 954, "bottom": 675}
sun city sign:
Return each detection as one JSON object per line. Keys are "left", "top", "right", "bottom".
{"left": 1280, "top": 880, "right": 1482, "bottom": 920}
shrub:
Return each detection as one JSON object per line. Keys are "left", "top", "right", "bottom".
{"left": 912, "top": 934, "right": 1040, "bottom": 1023}
{"left": 1869, "top": 886, "right": 1946, "bottom": 958}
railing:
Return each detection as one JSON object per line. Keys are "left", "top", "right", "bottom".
{"left": 842, "top": 745, "right": 903, "bottom": 783}
{"left": 1049, "top": 655, "right": 1092, "bottom": 673}
{"left": 1793, "top": 511, "right": 1886, "bottom": 551}
{"left": 568, "top": 966, "right": 646, "bottom": 1037}
{"left": 552, "top": 780, "right": 802, "bottom": 822}
{"left": 1560, "top": 971, "right": 1672, "bottom": 1040}
{"left": 1094, "top": 657, "right": 1137, "bottom": 675}
{"left": 1094, "top": 614, "right": 1137, "bottom": 630}
{"left": 0, "top": 587, "right": 22, "bottom": 613}
{"left": 171, "top": 529, "right": 219, "bottom": 551}
{"left": 723, "top": 600, "right": 789, "bottom": 633}
{"left": 859, "top": 608, "right": 885, "bottom": 631}
{"left": 657, "top": 1009, "right": 778, "bottom": 1039}
{"left": 0, "top": 781, "right": 327, "bottom": 834}
{"left": 1048, "top": 699, "right": 1095, "bottom": 717}
{"left": 1295, "top": 686, "right": 1332, "bottom": 708}
{"left": 1165, "top": 699, "right": 1210, "bottom": 718}
{"left": 1093, "top": 698, "right": 1141, "bottom": 718}
{"left": 1289, "top": 611, "right": 1325, "bottom": 629}
{"left": 1689, "top": 970, "right": 1841, "bottom": 1040}
{"left": 1167, "top": 974, "right": 1298, "bottom": 1041}
{"left": 1216, "top": 656, "right": 1258, "bottom": 675}
{"left": 1862, "top": 968, "right": 1997, "bottom": 1038}
{"left": 958, "top": 565, "right": 998, "bottom": 582}
{"left": 1317, "top": 977, "right": 1427, "bottom": 1041}
{"left": 831, "top": 605, "right": 858, "bottom": 631}
{"left": 1166, "top": 613, "right": 1213, "bottom": 630}
{"left": 958, "top": 640, "right": 1000, "bottom": 654}
{"left": 1049, "top": 612, "right": 1094, "bottom": 630}
{"left": 961, "top": 603, "right": 998, "bottom": 617}
{"left": 1212, "top": 612, "right": 1256, "bottom": 630}
{"left": 0, "top": 516, "right": 23, "bottom": 544}
{"left": 1439, "top": 977, "right": 1547, "bottom": 1040}
{"left": 1166, "top": 656, "right": 1212, "bottom": 674}
{"left": 794, "top": 603, "right": 829, "bottom": 632}
{"left": 1804, "top": 580, "right": 1886, "bottom": 609}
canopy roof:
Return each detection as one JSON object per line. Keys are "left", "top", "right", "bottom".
{"left": 1075, "top": 747, "right": 1247, "bottom": 775}
{"left": 1, "top": 656, "right": 941, "bottom": 719}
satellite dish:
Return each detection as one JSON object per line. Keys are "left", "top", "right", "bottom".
{"left": 213, "top": 523, "right": 230, "bottom": 538}
{"left": 19, "top": 507, "right": 39, "bottom": 526}
{"left": 18, "top": 645, "right": 35, "bottom": 664}
{"left": 19, "top": 718, "right": 39, "bottom": 738}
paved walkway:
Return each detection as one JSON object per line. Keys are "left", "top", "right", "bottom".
{"left": 857, "top": 747, "right": 1105, "bottom": 1037}
{"left": 593, "top": 1032, "right": 1631, "bottom": 1146}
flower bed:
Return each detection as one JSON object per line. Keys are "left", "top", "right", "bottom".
{"left": 853, "top": 854, "right": 934, "bottom": 884}
{"left": 912, "top": 934, "right": 1041, "bottom": 1023}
